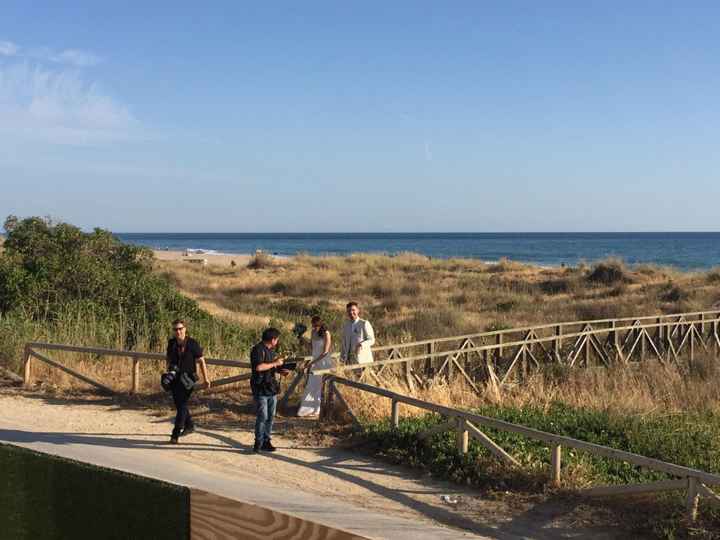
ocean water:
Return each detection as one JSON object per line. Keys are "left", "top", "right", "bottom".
{"left": 115, "top": 233, "right": 720, "bottom": 271}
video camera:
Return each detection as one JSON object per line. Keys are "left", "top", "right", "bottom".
{"left": 279, "top": 357, "right": 299, "bottom": 372}
{"left": 160, "top": 366, "right": 198, "bottom": 391}
{"left": 160, "top": 366, "right": 178, "bottom": 391}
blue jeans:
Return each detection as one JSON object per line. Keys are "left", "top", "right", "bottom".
{"left": 254, "top": 394, "right": 277, "bottom": 444}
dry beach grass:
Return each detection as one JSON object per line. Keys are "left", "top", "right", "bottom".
{"left": 156, "top": 252, "right": 720, "bottom": 348}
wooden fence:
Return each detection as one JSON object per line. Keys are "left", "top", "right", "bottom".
{"left": 313, "top": 309, "right": 720, "bottom": 394}
{"left": 326, "top": 375, "right": 720, "bottom": 523}
{"left": 22, "top": 309, "right": 720, "bottom": 401}
{"left": 22, "top": 342, "right": 252, "bottom": 394}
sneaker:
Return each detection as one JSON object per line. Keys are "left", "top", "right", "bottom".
{"left": 169, "top": 436, "right": 179, "bottom": 445}
{"left": 180, "top": 426, "right": 195, "bottom": 437}
{"left": 253, "top": 441, "right": 261, "bottom": 453}
{"left": 261, "top": 440, "right": 277, "bottom": 452}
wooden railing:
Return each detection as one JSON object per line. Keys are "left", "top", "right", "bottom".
{"left": 313, "top": 310, "right": 720, "bottom": 394}
{"left": 22, "top": 342, "right": 252, "bottom": 394}
{"left": 326, "top": 375, "right": 720, "bottom": 522}
{"left": 22, "top": 309, "right": 720, "bottom": 400}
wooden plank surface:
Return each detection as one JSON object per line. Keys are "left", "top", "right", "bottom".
{"left": 190, "top": 489, "right": 369, "bottom": 540}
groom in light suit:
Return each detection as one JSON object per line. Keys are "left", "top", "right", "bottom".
{"left": 341, "top": 302, "right": 375, "bottom": 365}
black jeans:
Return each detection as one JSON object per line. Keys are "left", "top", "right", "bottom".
{"left": 171, "top": 383, "right": 194, "bottom": 438}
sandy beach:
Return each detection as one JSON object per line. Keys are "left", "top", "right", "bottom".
{"left": 152, "top": 249, "right": 290, "bottom": 266}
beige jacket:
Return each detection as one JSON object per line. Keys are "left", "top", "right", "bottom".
{"left": 341, "top": 318, "right": 375, "bottom": 364}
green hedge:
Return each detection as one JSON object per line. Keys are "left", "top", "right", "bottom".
{"left": 0, "top": 444, "right": 189, "bottom": 540}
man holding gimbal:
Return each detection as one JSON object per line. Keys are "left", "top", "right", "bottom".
{"left": 250, "top": 327, "right": 290, "bottom": 453}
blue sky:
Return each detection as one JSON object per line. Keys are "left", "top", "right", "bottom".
{"left": 1, "top": 2, "right": 719, "bottom": 232}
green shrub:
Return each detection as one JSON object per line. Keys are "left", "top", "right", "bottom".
{"left": 360, "top": 403, "right": 720, "bottom": 488}
{"left": 0, "top": 216, "right": 255, "bottom": 372}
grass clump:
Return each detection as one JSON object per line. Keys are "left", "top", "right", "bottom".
{"left": 659, "top": 282, "right": 690, "bottom": 303}
{"left": 586, "top": 258, "right": 630, "bottom": 285}
{"left": 247, "top": 251, "right": 275, "bottom": 269}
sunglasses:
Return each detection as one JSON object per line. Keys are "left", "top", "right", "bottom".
{"left": 173, "top": 327, "right": 185, "bottom": 332}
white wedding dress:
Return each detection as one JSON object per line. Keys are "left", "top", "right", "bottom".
{"left": 298, "top": 332, "right": 334, "bottom": 417}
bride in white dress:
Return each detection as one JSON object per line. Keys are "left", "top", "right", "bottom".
{"left": 298, "top": 316, "right": 334, "bottom": 417}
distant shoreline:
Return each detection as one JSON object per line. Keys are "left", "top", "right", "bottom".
{"left": 153, "top": 249, "right": 288, "bottom": 266}
{"left": 122, "top": 232, "right": 720, "bottom": 271}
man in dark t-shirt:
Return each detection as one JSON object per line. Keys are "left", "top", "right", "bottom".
{"left": 166, "top": 319, "right": 211, "bottom": 443}
{"left": 250, "top": 327, "right": 289, "bottom": 452}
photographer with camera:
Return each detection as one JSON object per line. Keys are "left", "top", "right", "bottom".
{"left": 250, "top": 327, "right": 290, "bottom": 453}
{"left": 165, "top": 319, "right": 211, "bottom": 444}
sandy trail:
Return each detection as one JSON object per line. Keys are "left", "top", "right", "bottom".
{"left": 0, "top": 390, "right": 632, "bottom": 539}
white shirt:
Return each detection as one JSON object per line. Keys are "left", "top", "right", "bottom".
{"left": 341, "top": 318, "right": 375, "bottom": 364}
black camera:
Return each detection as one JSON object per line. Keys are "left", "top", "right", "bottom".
{"left": 281, "top": 359, "right": 298, "bottom": 371}
{"left": 160, "top": 366, "right": 178, "bottom": 391}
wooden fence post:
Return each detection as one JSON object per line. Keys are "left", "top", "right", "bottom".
{"left": 404, "top": 361, "right": 415, "bottom": 393}
{"left": 426, "top": 341, "right": 435, "bottom": 376}
{"left": 497, "top": 334, "right": 504, "bottom": 358}
{"left": 319, "top": 376, "right": 332, "bottom": 422}
{"left": 131, "top": 357, "right": 140, "bottom": 394}
{"left": 611, "top": 321, "right": 620, "bottom": 363}
{"left": 551, "top": 444, "right": 562, "bottom": 487}
{"left": 686, "top": 477, "right": 699, "bottom": 522}
{"left": 23, "top": 345, "right": 32, "bottom": 387}
{"left": 690, "top": 323, "right": 695, "bottom": 366}
{"left": 640, "top": 326, "right": 647, "bottom": 362}
{"left": 391, "top": 399, "right": 399, "bottom": 429}
{"left": 585, "top": 330, "right": 591, "bottom": 366}
{"left": 554, "top": 325, "right": 562, "bottom": 361}
{"left": 456, "top": 418, "right": 469, "bottom": 454}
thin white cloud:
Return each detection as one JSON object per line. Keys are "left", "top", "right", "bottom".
{"left": 0, "top": 40, "right": 102, "bottom": 66}
{"left": 0, "top": 61, "right": 139, "bottom": 146}
{"left": 48, "top": 48, "right": 102, "bottom": 67}
{"left": 0, "top": 40, "right": 18, "bottom": 56}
